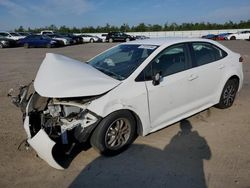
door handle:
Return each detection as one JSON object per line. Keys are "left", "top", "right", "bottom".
{"left": 219, "top": 64, "right": 225, "bottom": 69}
{"left": 188, "top": 74, "right": 198, "bottom": 81}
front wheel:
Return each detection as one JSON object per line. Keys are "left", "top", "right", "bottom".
{"left": 90, "top": 110, "right": 137, "bottom": 156}
{"left": 215, "top": 79, "right": 239, "bottom": 109}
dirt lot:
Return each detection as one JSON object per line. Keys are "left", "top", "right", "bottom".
{"left": 0, "top": 41, "right": 249, "bottom": 188}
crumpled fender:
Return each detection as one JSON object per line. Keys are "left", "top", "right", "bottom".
{"left": 27, "top": 129, "right": 64, "bottom": 170}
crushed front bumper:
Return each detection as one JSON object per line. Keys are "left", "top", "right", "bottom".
{"left": 24, "top": 116, "right": 64, "bottom": 170}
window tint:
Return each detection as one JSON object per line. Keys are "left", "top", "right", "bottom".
{"left": 192, "top": 42, "right": 227, "bottom": 66}
{"left": 151, "top": 44, "right": 187, "bottom": 77}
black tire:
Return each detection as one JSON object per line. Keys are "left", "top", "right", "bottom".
{"left": 109, "top": 38, "right": 113, "bottom": 43}
{"left": 90, "top": 110, "right": 137, "bottom": 156}
{"left": 46, "top": 43, "right": 52, "bottom": 48}
{"left": 24, "top": 43, "right": 29, "bottom": 48}
{"left": 215, "top": 79, "right": 239, "bottom": 109}
{"left": 125, "top": 38, "right": 130, "bottom": 42}
{"left": 230, "top": 36, "right": 236, "bottom": 40}
{"left": 90, "top": 38, "right": 94, "bottom": 43}
{"left": 0, "top": 43, "right": 3, "bottom": 48}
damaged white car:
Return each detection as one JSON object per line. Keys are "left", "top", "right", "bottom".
{"left": 9, "top": 38, "right": 243, "bottom": 169}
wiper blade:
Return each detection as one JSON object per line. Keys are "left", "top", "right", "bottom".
{"left": 94, "top": 66, "right": 124, "bottom": 80}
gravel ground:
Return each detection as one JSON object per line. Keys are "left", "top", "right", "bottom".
{"left": 0, "top": 40, "right": 249, "bottom": 188}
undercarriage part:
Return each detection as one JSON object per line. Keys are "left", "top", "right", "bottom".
{"left": 8, "top": 81, "right": 33, "bottom": 113}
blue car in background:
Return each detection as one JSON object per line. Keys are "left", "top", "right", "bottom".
{"left": 18, "top": 35, "right": 59, "bottom": 48}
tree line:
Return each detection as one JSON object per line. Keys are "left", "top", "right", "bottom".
{"left": 15, "top": 20, "right": 250, "bottom": 33}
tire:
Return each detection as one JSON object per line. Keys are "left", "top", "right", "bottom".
{"left": 0, "top": 43, "right": 3, "bottom": 48}
{"left": 230, "top": 36, "right": 236, "bottom": 40}
{"left": 125, "top": 38, "right": 130, "bottom": 42}
{"left": 215, "top": 79, "right": 239, "bottom": 109}
{"left": 90, "top": 38, "right": 94, "bottom": 43}
{"left": 24, "top": 43, "right": 29, "bottom": 48}
{"left": 90, "top": 110, "right": 137, "bottom": 156}
{"left": 109, "top": 38, "right": 113, "bottom": 43}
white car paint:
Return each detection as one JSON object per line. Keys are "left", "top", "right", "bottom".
{"left": 12, "top": 38, "right": 243, "bottom": 169}
{"left": 0, "top": 31, "right": 25, "bottom": 40}
{"left": 34, "top": 53, "right": 121, "bottom": 98}
{"left": 81, "top": 34, "right": 101, "bottom": 42}
{"left": 226, "top": 30, "right": 250, "bottom": 40}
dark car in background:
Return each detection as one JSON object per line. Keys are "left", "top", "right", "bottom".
{"left": 201, "top": 34, "right": 217, "bottom": 40}
{"left": 18, "top": 35, "right": 60, "bottom": 48}
{"left": 59, "top": 33, "right": 83, "bottom": 44}
{"left": 106, "top": 32, "right": 135, "bottom": 42}
{"left": 0, "top": 38, "right": 17, "bottom": 48}
{"left": 215, "top": 33, "right": 232, "bottom": 40}
{"left": 17, "top": 32, "right": 32, "bottom": 37}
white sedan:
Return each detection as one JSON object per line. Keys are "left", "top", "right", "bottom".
{"left": 226, "top": 30, "right": 250, "bottom": 40}
{"left": 81, "top": 34, "right": 102, "bottom": 43}
{"left": 9, "top": 38, "right": 243, "bottom": 169}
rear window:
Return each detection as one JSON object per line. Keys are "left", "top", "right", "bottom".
{"left": 191, "top": 42, "right": 227, "bottom": 67}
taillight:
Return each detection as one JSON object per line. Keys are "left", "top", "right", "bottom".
{"left": 239, "top": 56, "right": 244, "bottom": 63}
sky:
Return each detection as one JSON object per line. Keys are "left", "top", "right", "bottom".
{"left": 0, "top": 0, "right": 250, "bottom": 30}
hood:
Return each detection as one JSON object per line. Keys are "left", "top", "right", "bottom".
{"left": 34, "top": 53, "right": 121, "bottom": 98}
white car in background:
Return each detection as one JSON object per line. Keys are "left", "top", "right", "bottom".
{"left": 9, "top": 38, "right": 243, "bottom": 169}
{"left": 226, "top": 30, "right": 250, "bottom": 40}
{"left": 46, "top": 34, "right": 72, "bottom": 45}
{"left": 0, "top": 31, "right": 25, "bottom": 40}
{"left": 81, "top": 34, "right": 102, "bottom": 43}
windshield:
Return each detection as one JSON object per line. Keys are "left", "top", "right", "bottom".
{"left": 88, "top": 44, "right": 158, "bottom": 80}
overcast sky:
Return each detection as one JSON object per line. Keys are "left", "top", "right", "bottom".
{"left": 0, "top": 0, "right": 250, "bottom": 30}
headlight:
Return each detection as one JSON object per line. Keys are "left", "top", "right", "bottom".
{"left": 2, "top": 40, "right": 9, "bottom": 45}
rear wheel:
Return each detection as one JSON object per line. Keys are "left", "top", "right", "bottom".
{"left": 46, "top": 43, "right": 51, "bottom": 48}
{"left": 215, "top": 79, "right": 239, "bottom": 109}
{"left": 230, "top": 36, "right": 236, "bottom": 40}
{"left": 90, "top": 38, "right": 94, "bottom": 43}
{"left": 0, "top": 43, "right": 3, "bottom": 48}
{"left": 109, "top": 38, "right": 113, "bottom": 43}
{"left": 90, "top": 110, "right": 137, "bottom": 156}
{"left": 125, "top": 38, "right": 130, "bottom": 42}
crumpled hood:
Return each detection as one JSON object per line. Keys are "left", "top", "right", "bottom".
{"left": 34, "top": 53, "right": 121, "bottom": 98}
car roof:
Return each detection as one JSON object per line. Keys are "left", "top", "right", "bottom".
{"left": 126, "top": 37, "right": 216, "bottom": 46}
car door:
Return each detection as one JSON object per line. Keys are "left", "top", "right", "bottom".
{"left": 185, "top": 42, "right": 228, "bottom": 109}
{"left": 144, "top": 43, "right": 195, "bottom": 129}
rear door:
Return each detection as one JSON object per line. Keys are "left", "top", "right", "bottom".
{"left": 185, "top": 42, "right": 228, "bottom": 108}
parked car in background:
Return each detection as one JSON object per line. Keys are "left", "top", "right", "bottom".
{"left": 45, "top": 34, "right": 72, "bottom": 45}
{"left": 18, "top": 35, "right": 59, "bottom": 48}
{"left": 106, "top": 32, "right": 135, "bottom": 42}
{"left": 201, "top": 34, "right": 217, "bottom": 40}
{"left": 40, "top": 30, "right": 54, "bottom": 35}
{"left": 9, "top": 38, "right": 243, "bottom": 169}
{"left": 99, "top": 34, "right": 107, "bottom": 42}
{"left": 0, "top": 37, "right": 17, "bottom": 48}
{"left": 59, "top": 33, "right": 83, "bottom": 44}
{"left": 226, "top": 31, "right": 250, "bottom": 40}
{"left": 0, "top": 31, "right": 25, "bottom": 40}
{"left": 17, "top": 32, "right": 32, "bottom": 37}
{"left": 135, "top": 35, "right": 150, "bottom": 40}
{"left": 215, "top": 33, "right": 232, "bottom": 40}
{"left": 81, "top": 34, "right": 102, "bottom": 43}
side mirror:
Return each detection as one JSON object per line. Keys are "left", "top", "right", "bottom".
{"left": 152, "top": 72, "right": 161, "bottom": 86}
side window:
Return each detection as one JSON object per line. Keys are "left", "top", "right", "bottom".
{"left": 192, "top": 42, "right": 227, "bottom": 67}
{"left": 151, "top": 44, "right": 188, "bottom": 77}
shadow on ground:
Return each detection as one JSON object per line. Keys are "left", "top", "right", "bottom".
{"left": 69, "top": 120, "right": 212, "bottom": 188}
